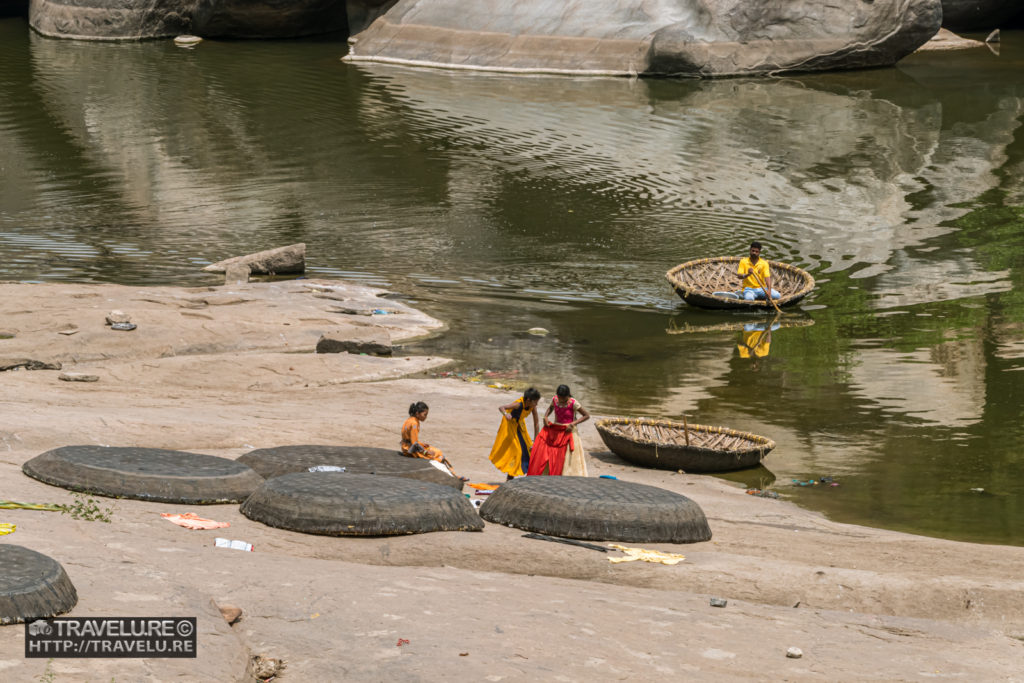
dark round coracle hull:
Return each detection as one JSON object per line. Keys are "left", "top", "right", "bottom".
{"left": 237, "top": 445, "right": 463, "bottom": 491}
{"left": 0, "top": 545, "right": 78, "bottom": 625}
{"left": 240, "top": 472, "right": 483, "bottom": 536}
{"left": 22, "top": 446, "right": 264, "bottom": 504}
{"left": 596, "top": 418, "right": 775, "bottom": 473}
{"left": 666, "top": 257, "right": 815, "bottom": 311}
{"left": 674, "top": 288, "right": 811, "bottom": 310}
{"left": 479, "top": 476, "right": 711, "bottom": 543}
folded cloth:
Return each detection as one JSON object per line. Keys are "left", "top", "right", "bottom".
{"left": 0, "top": 523, "right": 15, "bottom": 536}
{"left": 0, "top": 500, "right": 63, "bottom": 511}
{"left": 607, "top": 544, "right": 686, "bottom": 565}
{"left": 161, "top": 512, "right": 230, "bottom": 530}
{"left": 467, "top": 483, "right": 499, "bottom": 491}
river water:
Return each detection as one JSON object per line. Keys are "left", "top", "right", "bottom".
{"left": 2, "top": 18, "right": 1023, "bottom": 545}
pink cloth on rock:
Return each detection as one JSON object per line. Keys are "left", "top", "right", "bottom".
{"left": 161, "top": 512, "right": 230, "bottom": 530}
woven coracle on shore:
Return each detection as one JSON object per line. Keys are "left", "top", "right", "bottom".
{"left": 596, "top": 417, "right": 775, "bottom": 473}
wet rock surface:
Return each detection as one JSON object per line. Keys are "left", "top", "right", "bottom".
{"left": 0, "top": 279, "right": 441, "bottom": 367}
{"left": 27, "top": 0, "right": 942, "bottom": 76}
{"left": 28, "top": 0, "right": 347, "bottom": 39}
{"left": 345, "top": 0, "right": 942, "bottom": 77}
{"left": 202, "top": 243, "right": 305, "bottom": 276}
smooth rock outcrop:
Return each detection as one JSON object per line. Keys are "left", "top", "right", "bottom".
{"left": 224, "top": 263, "right": 251, "bottom": 285}
{"left": 916, "top": 27, "right": 985, "bottom": 51}
{"left": 29, "top": 0, "right": 192, "bottom": 39}
{"left": 345, "top": 0, "right": 942, "bottom": 77}
{"left": 28, "top": 0, "right": 347, "bottom": 40}
{"left": 203, "top": 243, "right": 305, "bottom": 276}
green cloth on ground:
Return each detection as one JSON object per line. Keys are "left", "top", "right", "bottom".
{"left": 0, "top": 500, "right": 64, "bottom": 511}
{"left": 0, "top": 523, "right": 15, "bottom": 536}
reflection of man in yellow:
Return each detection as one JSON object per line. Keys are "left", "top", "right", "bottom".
{"left": 738, "top": 330, "right": 770, "bottom": 359}
{"left": 737, "top": 321, "right": 780, "bottom": 359}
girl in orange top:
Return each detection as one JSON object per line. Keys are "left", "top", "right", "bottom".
{"left": 401, "top": 401, "right": 465, "bottom": 480}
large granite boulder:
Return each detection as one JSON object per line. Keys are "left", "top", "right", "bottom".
{"left": 30, "top": 0, "right": 191, "bottom": 39}
{"left": 28, "top": 0, "right": 347, "bottom": 40}
{"left": 941, "top": 1, "right": 1024, "bottom": 32}
{"left": 344, "top": 0, "right": 942, "bottom": 77}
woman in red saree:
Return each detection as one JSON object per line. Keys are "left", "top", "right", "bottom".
{"left": 527, "top": 385, "right": 590, "bottom": 476}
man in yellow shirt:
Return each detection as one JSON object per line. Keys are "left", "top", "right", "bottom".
{"left": 736, "top": 241, "right": 780, "bottom": 301}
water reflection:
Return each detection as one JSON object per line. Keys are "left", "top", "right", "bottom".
{"left": 736, "top": 319, "right": 780, "bottom": 364}
{"left": 355, "top": 61, "right": 1020, "bottom": 302}
{"left": 2, "top": 17, "right": 1024, "bottom": 544}
{"left": 3, "top": 20, "right": 1020, "bottom": 306}
{"left": 848, "top": 337, "right": 985, "bottom": 428}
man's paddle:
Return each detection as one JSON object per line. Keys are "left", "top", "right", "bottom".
{"left": 750, "top": 268, "right": 783, "bottom": 314}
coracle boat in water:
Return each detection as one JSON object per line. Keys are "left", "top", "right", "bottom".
{"left": 595, "top": 417, "right": 775, "bottom": 473}
{"left": 666, "top": 257, "right": 814, "bottom": 310}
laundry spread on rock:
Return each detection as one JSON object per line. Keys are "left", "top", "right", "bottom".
{"left": 607, "top": 544, "right": 686, "bottom": 565}
{"left": 161, "top": 512, "right": 230, "bottom": 530}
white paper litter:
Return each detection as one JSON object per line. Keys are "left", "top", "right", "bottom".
{"left": 215, "top": 538, "right": 253, "bottom": 552}
{"left": 427, "top": 459, "right": 454, "bottom": 476}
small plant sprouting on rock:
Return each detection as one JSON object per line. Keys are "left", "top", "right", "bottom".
{"left": 59, "top": 493, "right": 114, "bottom": 523}
{"left": 36, "top": 658, "right": 56, "bottom": 683}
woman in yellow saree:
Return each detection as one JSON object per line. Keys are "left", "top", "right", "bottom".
{"left": 488, "top": 387, "right": 541, "bottom": 479}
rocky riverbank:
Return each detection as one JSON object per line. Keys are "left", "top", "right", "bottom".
{"left": 1, "top": 279, "right": 1023, "bottom": 681}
